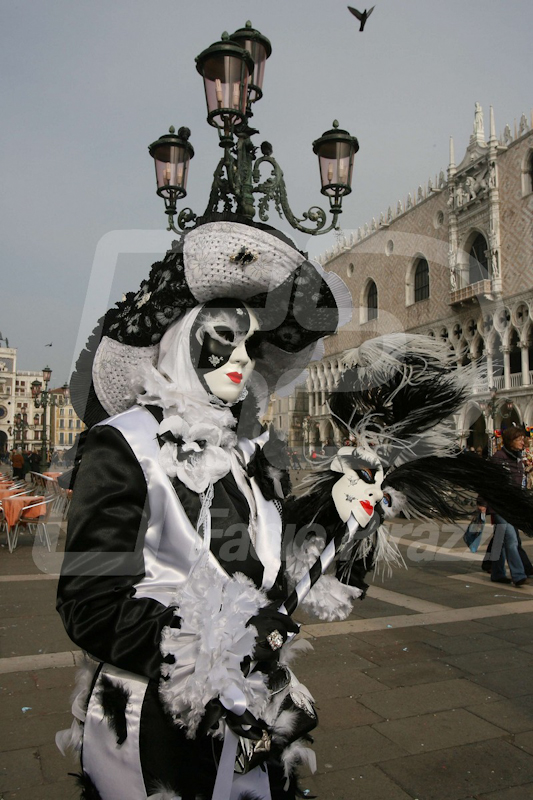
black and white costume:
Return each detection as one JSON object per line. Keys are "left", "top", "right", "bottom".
{"left": 56, "top": 220, "right": 365, "bottom": 800}
{"left": 56, "top": 218, "right": 533, "bottom": 800}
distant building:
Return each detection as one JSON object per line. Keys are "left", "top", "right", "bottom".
{"left": 300, "top": 104, "right": 533, "bottom": 452}
{"left": 50, "top": 386, "right": 85, "bottom": 452}
{"left": 0, "top": 345, "right": 84, "bottom": 455}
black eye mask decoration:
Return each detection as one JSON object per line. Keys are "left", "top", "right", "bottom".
{"left": 191, "top": 301, "right": 256, "bottom": 374}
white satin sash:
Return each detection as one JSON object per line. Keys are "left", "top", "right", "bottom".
{"left": 83, "top": 666, "right": 149, "bottom": 800}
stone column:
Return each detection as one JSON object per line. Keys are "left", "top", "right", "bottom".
{"left": 486, "top": 351, "right": 494, "bottom": 387}
{"left": 520, "top": 343, "right": 531, "bottom": 386}
{"left": 502, "top": 346, "right": 511, "bottom": 390}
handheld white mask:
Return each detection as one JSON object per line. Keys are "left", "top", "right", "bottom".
{"left": 330, "top": 446, "right": 384, "bottom": 526}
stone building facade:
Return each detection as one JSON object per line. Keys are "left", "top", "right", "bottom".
{"left": 0, "top": 344, "right": 84, "bottom": 456}
{"left": 0, "top": 345, "right": 48, "bottom": 455}
{"left": 303, "top": 104, "right": 533, "bottom": 453}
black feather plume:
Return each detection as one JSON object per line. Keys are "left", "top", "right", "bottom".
{"left": 386, "top": 452, "right": 533, "bottom": 536}
{"left": 70, "top": 771, "right": 103, "bottom": 800}
{"left": 330, "top": 336, "right": 470, "bottom": 442}
{"left": 96, "top": 674, "right": 130, "bottom": 745}
{"left": 237, "top": 793, "right": 267, "bottom": 800}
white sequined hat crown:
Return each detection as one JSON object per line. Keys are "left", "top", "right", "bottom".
{"left": 183, "top": 220, "right": 305, "bottom": 302}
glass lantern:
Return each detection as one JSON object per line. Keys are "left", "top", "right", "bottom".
{"left": 313, "top": 121, "right": 359, "bottom": 207}
{"left": 229, "top": 21, "right": 272, "bottom": 104}
{"left": 31, "top": 379, "right": 42, "bottom": 399}
{"left": 196, "top": 33, "right": 254, "bottom": 129}
{"left": 148, "top": 127, "right": 194, "bottom": 201}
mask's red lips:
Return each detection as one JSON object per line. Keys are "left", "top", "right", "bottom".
{"left": 360, "top": 500, "right": 373, "bottom": 516}
{"left": 227, "top": 372, "right": 243, "bottom": 384}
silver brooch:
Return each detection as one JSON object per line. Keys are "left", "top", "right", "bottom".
{"left": 208, "top": 354, "right": 223, "bottom": 367}
{"left": 229, "top": 246, "right": 258, "bottom": 266}
{"left": 267, "top": 629, "right": 284, "bottom": 651}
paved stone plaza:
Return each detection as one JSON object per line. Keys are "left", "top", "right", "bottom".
{"left": 2, "top": 498, "right": 533, "bottom": 799}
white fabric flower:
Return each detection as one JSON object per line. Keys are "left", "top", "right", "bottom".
{"left": 158, "top": 413, "right": 237, "bottom": 493}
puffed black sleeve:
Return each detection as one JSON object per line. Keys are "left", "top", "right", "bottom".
{"left": 56, "top": 424, "right": 179, "bottom": 679}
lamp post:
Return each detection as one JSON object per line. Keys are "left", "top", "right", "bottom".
{"left": 148, "top": 21, "right": 359, "bottom": 236}
{"left": 31, "top": 366, "right": 61, "bottom": 471}
{"left": 12, "top": 412, "right": 30, "bottom": 450}
{"left": 481, "top": 387, "right": 514, "bottom": 455}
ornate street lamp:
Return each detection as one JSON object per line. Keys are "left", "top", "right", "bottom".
{"left": 12, "top": 412, "right": 30, "bottom": 450}
{"left": 480, "top": 386, "right": 514, "bottom": 455}
{"left": 148, "top": 21, "right": 359, "bottom": 236}
{"left": 32, "top": 366, "right": 59, "bottom": 471}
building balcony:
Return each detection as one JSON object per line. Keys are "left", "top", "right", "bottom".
{"left": 471, "top": 372, "right": 532, "bottom": 394}
{"left": 449, "top": 279, "right": 492, "bottom": 306}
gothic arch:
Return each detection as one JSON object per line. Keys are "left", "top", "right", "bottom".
{"left": 521, "top": 146, "right": 533, "bottom": 196}
{"left": 359, "top": 278, "right": 379, "bottom": 323}
{"left": 405, "top": 254, "right": 430, "bottom": 306}
{"left": 457, "top": 228, "right": 489, "bottom": 287}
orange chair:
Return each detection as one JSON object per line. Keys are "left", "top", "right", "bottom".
{"left": 9, "top": 496, "right": 55, "bottom": 553}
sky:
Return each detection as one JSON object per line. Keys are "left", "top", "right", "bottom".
{"left": 1, "top": 0, "right": 532, "bottom": 386}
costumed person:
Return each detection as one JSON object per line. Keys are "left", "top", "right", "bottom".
{"left": 56, "top": 216, "right": 369, "bottom": 800}
{"left": 56, "top": 216, "right": 533, "bottom": 800}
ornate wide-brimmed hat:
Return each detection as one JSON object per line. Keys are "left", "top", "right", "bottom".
{"left": 70, "top": 213, "right": 351, "bottom": 426}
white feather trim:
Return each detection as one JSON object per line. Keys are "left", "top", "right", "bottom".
{"left": 148, "top": 784, "right": 182, "bottom": 800}
{"left": 285, "top": 535, "right": 362, "bottom": 621}
{"left": 272, "top": 708, "right": 300, "bottom": 741}
{"left": 55, "top": 656, "right": 99, "bottom": 756}
{"left": 279, "top": 638, "right": 314, "bottom": 667}
{"left": 382, "top": 486, "right": 409, "bottom": 519}
{"left": 160, "top": 557, "right": 269, "bottom": 737}
{"left": 281, "top": 740, "right": 317, "bottom": 778}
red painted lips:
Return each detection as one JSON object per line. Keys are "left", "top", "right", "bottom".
{"left": 227, "top": 372, "right": 243, "bottom": 384}
{"left": 360, "top": 500, "right": 373, "bottom": 516}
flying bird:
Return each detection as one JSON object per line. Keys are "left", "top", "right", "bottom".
{"left": 45, "top": 342, "right": 53, "bottom": 347}
{"left": 348, "top": 5, "right": 375, "bottom": 31}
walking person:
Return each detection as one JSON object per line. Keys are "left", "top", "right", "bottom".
{"left": 479, "top": 426, "right": 530, "bottom": 586}
{"left": 10, "top": 448, "right": 24, "bottom": 479}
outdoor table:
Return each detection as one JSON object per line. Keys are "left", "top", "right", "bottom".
{"left": 2, "top": 495, "right": 46, "bottom": 531}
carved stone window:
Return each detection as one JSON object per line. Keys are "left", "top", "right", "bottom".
{"left": 366, "top": 280, "right": 378, "bottom": 321}
{"left": 468, "top": 233, "right": 489, "bottom": 284}
{"left": 414, "top": 259, "right": 430, "bottom": 302}
{"left": 521, "top": 149, "right": 533, "bottom": 196}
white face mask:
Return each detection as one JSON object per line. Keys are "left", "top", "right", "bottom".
{"left": 203, "top": 308, "right": 259, "bottom": 403}
{"left": 330, "top": 446, "right": 384, "bottom": 526}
